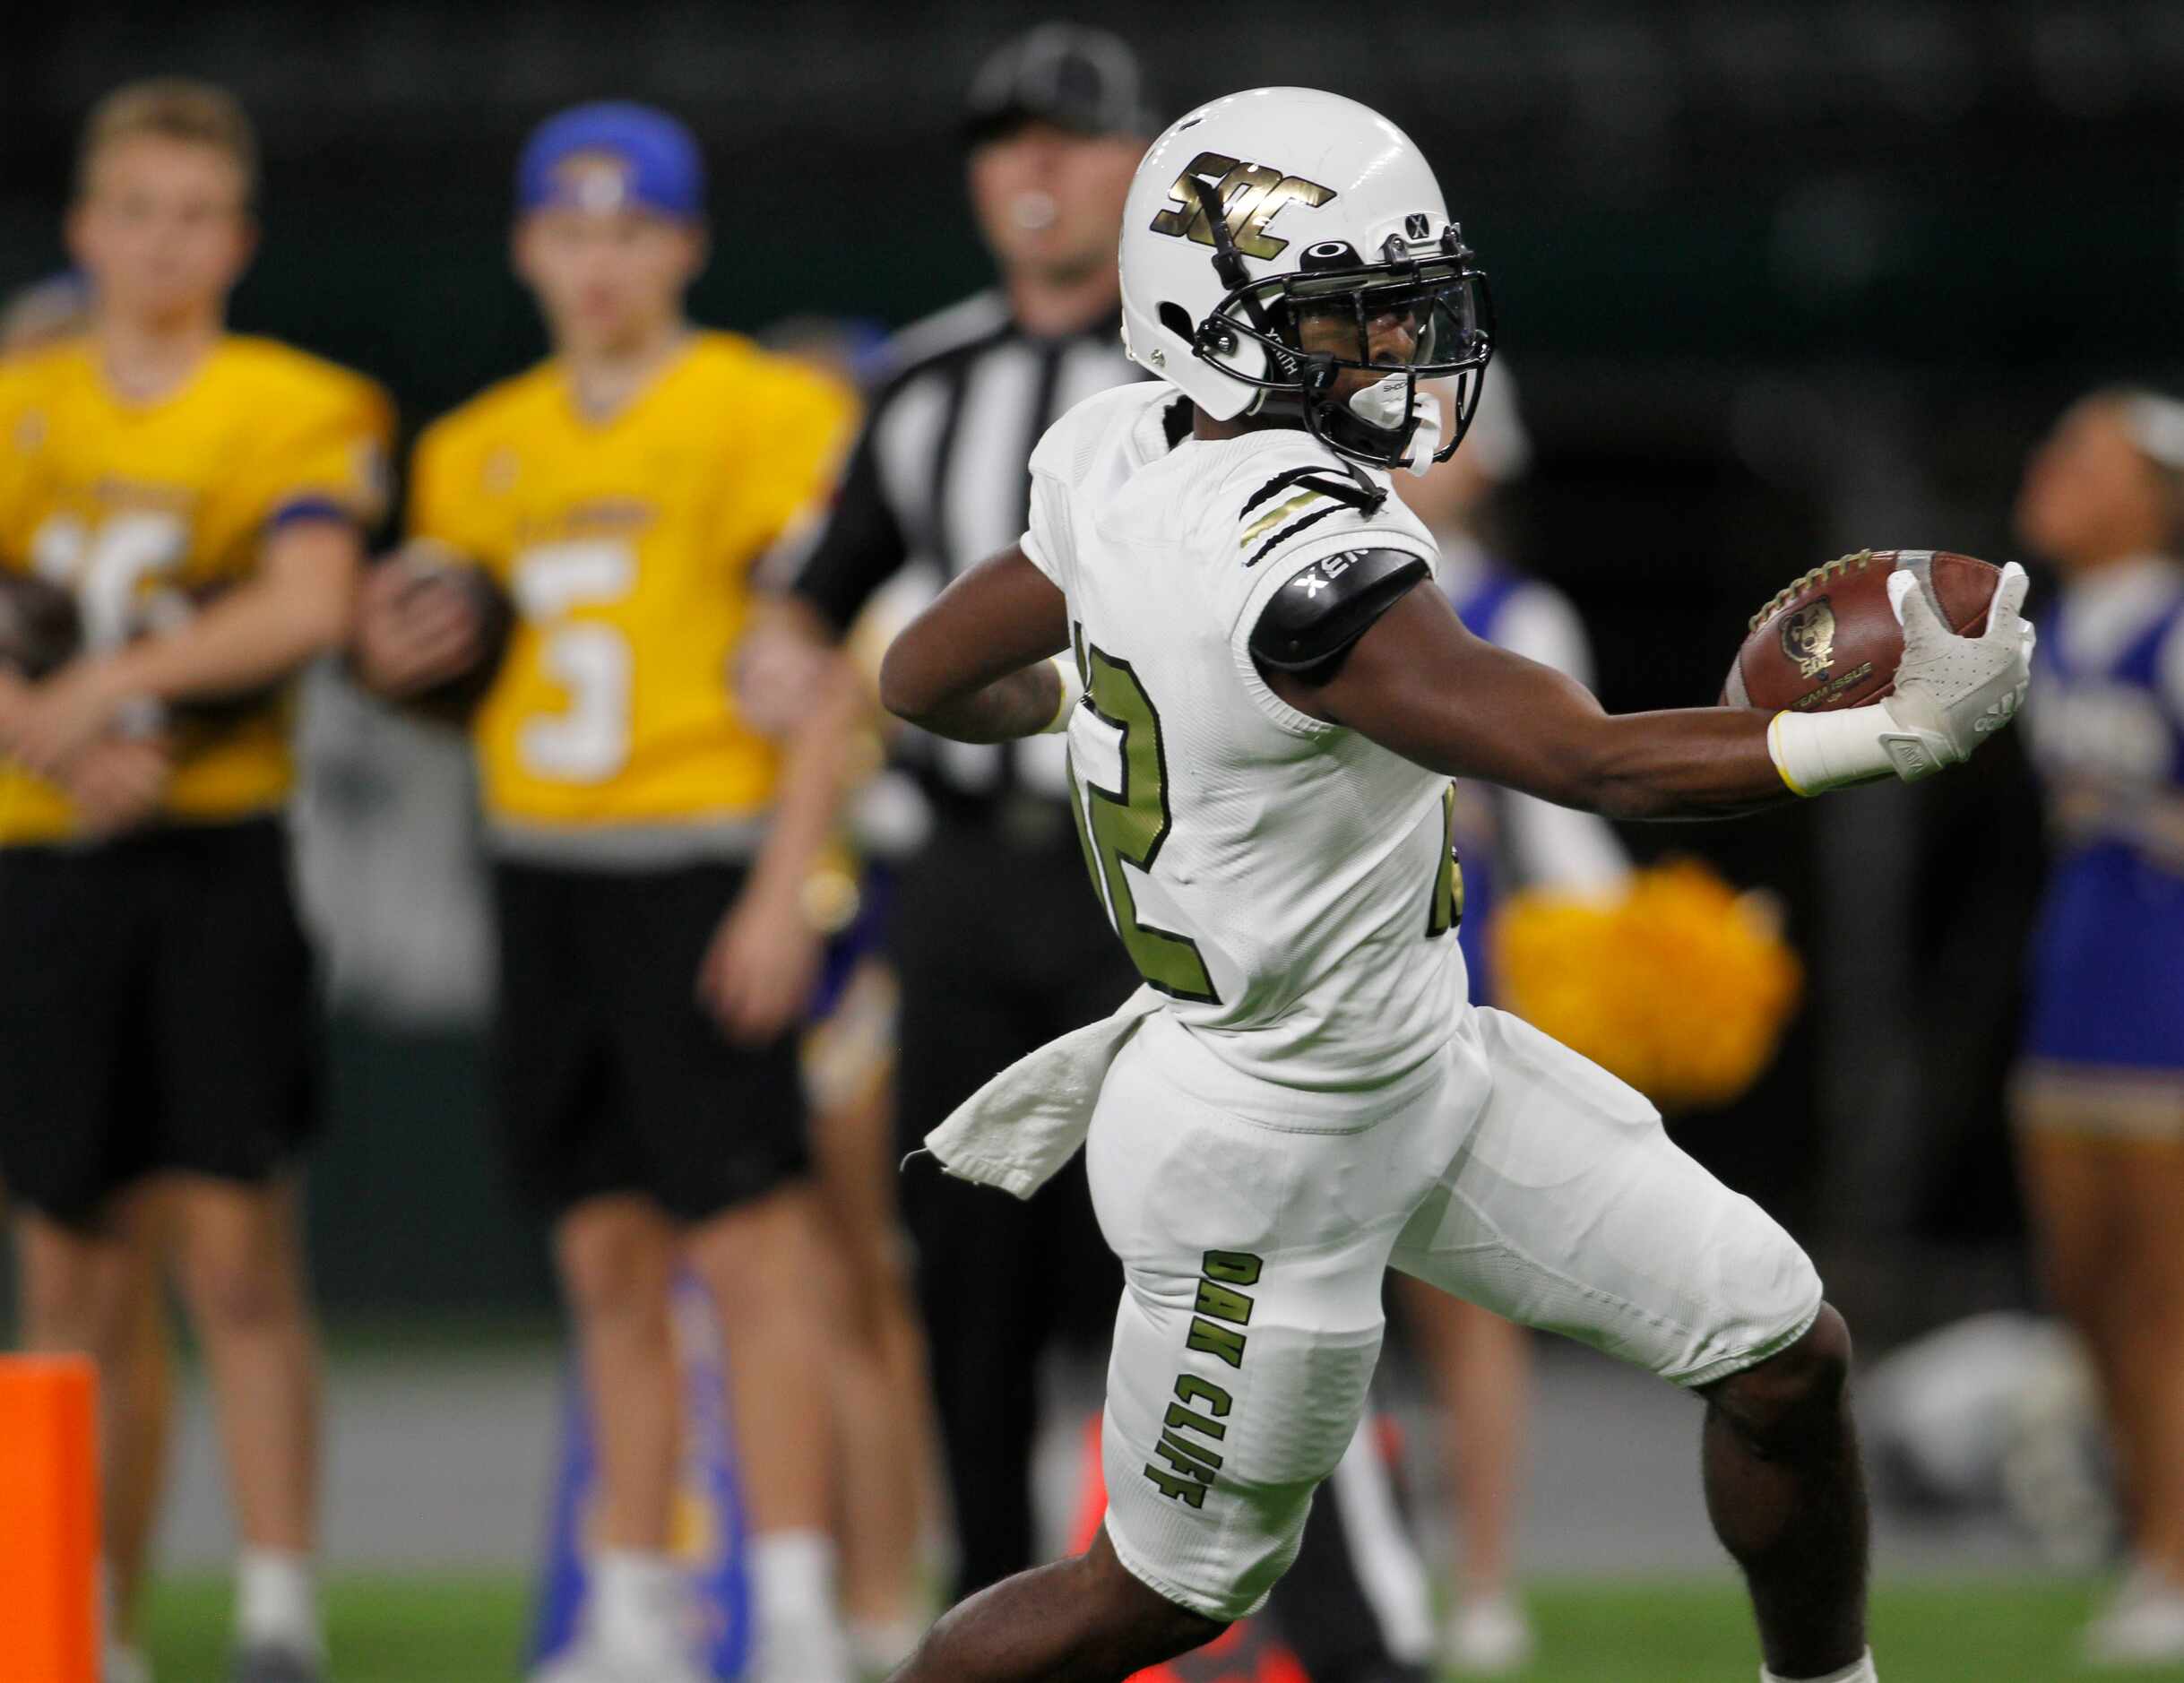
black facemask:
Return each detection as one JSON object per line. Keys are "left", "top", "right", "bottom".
{"left": 1186, "top": 214, "right": 1496, "bottom": 472}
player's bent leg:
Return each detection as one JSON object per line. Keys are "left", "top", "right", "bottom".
{"left": 886, "top": 1525, "right": 1224, "bottom": 1683}
{"left": 1393, "top": 1009, "right": 1826, "bottom": 1385}
{"left": 924, "top": 1164, "right": 1397, "bottom": 1683}
{"left": 685, "top": 1180, "right": 852, "bottom": 1683}
{"left": 1392, "top": 1007, "right": 1870, "bottom": 1679}
{"left": 1699, "top": 1305, "right": 1870, "bottom": 1680}
{"left": 1085, "top": 1014, "right": 1451, "bottom": 1636}
{"left": 169, "top": 1174, "right": 327, "bottom": 1668}
{"left": 1273, "top": 1423, "right": 1438, "bottom": 1682}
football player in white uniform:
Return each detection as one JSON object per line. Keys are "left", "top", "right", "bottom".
{"left": 875, "top": 89, "right": 2033, "bottom": 1683}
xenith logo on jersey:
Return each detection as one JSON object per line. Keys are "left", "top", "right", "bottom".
{"left": 1142, "top": 1250, "right": 1263, "bottom": 1510}
{"left": 1287, "top": 552, "right": 1371, "bottom": 600}
{"left": 1151, "top": 152, "right": 1337, "bottom": 262}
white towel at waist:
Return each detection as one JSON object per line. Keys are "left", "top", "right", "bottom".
{"left": 919, "top": 985, "right": 1161, "bottom": 1199}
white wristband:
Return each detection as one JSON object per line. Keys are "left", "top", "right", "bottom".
{"left": 1765, "top": 707, "right": 1897, "bottom": 796}
{"left": 1040, "top": 655, "right": 1085, "bottom": 734}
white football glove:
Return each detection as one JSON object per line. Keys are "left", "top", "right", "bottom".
{"left": 1875, "top": 561, "right": 2034, "bottom": 780}
{"left": 1765, "top": 561, "right": 2034, "bottom": 794}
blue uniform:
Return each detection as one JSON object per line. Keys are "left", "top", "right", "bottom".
{"left": 2019, "top": 560, "right": 2184, "bottom": 1120}
{"left": 1448, "top": 563, "right": 1527, "bottom": 1004}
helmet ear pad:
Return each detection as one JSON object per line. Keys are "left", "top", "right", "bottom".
{"left": 1171, "top": 302, "right": 1273, "bottom": 417}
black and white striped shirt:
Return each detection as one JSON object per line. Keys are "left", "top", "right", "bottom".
{"left": 790, "top": 289, "right": 1144, "bottom": 816}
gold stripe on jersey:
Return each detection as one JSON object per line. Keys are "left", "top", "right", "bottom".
{"left": 1239, "top": 489, "right": 1329, "bottom": 550}
{"left": 409, "top": 332, "right": 854, "bottom": 833}
{"left": 0, "top": 336, "right": 393, "bottom": 845}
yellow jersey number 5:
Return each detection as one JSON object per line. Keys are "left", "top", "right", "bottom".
{"left": 512, "top": 539, "right": 635, "bottom": 783}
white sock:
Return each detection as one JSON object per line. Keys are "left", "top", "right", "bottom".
{"left": 750, "top": 1529, "right": 850, "bottom": 1681}
{"left": 100, "top": 1557, "right": 154, "bottom": 1681}
{"left": 237, "top": 1548, "right": 322, "bottom": 1658}
{"left": 591, "top": 1548, "right": 688, "bottom": 1660}
{"left": 105, "top": 1644, "right": 154, "bottom": 1683}
{"left": 1763, "top": 1652, "right": 1877, "bottom": 1683}
{"left": 848, "top": 1611, "right": 927, "bottom": 1671}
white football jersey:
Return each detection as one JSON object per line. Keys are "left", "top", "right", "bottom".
{"left": 1024, "top": 382, "right": 1468, "bottom": 1094}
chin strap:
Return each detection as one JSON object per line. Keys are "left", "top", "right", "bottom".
{"left": 1293, "top": 365, "right": 1390, "bottom": 513}
{"left": 1196, "top": 181, "right": 1251, "bottom": 293}
{"left": 1337, "top": 453, "right": 1388, "bottom": 511}
{"left": 1187, "top": 173, "right": 1274, "bottom": 339}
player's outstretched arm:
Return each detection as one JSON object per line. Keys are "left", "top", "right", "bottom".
{"left": 1268, "top": 560, "right": 2032, "bottom": 821}
{"left": 879, "top": 545, "right": 1074, "bottom": 742}
{"left": 1273, "top": 583, "right": 1788, "bottom": 820}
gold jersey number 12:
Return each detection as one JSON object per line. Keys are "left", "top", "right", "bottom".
{"left": 1066, "top": 634, "right": 1220, "bottom": 1005}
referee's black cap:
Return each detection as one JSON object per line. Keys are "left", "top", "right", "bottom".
{"left": 963, "top": 24, "right": 1160, "bottom": 146}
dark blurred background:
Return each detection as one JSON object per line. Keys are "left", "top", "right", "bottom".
{"left": 5, "top": 0, "right": 2180, "bottom": 1332}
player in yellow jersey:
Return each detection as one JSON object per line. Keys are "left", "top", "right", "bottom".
{"left": 0, "top": 266, "right": 181, "bottom": 1683}
{"left": 352, "top": 103, "right": 859, "bottom": 1683}
{"left": 0, "top": 82, "right": 389, "bottom": 1683}
{"left": 1, "top": 265, "right": 186, "bottom": 1683}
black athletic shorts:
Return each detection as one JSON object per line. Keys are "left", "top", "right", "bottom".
{"left": 491, "top": 859, "right": 808, "bottom": 1223}
{"left": 0, "top": 817, "right": 319, "bottom": 1228}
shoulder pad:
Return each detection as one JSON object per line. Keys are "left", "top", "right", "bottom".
{"left": 1250, "top": 548, "right": 1430, "bottom": 672}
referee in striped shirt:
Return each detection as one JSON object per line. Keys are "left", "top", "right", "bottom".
{"left": 781, "top": 27, "right": 1152, "bottom": 1609}
{"left": 772, "top": 30, "right": 1441, "bottom": 1679}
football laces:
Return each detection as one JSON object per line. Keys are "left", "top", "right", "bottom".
{"left": 1748, "top": 549, "right": 1879, "bottom": 633}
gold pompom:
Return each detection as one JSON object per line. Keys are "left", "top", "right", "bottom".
{"left": 1490, "top": 859, "right": 1802, "bottom": 1113}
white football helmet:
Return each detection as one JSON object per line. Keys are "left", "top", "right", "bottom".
{"left": 1119, "top": 87, "right": 1493, "bottom": 472}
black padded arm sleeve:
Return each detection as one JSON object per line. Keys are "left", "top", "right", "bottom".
{"left": 1248, "top": 548, "right": 1432, "bottom": 672}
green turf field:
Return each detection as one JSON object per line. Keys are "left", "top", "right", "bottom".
{"left": 142, "top": 1575, "right": 2184, "bottom": 1681}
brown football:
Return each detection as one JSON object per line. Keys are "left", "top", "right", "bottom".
{"left": 395, "top": 557, "right": 516, "bottom": 720}
{"left": 1722, "top": 548, "right": 2003, "bottom": 713}
{"left": 0, "top": 572, "right": 82, "bottom": 680}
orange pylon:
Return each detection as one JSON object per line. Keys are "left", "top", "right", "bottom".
{"left": 0, "top": 1355, "right": 99, "bottom": 1683}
